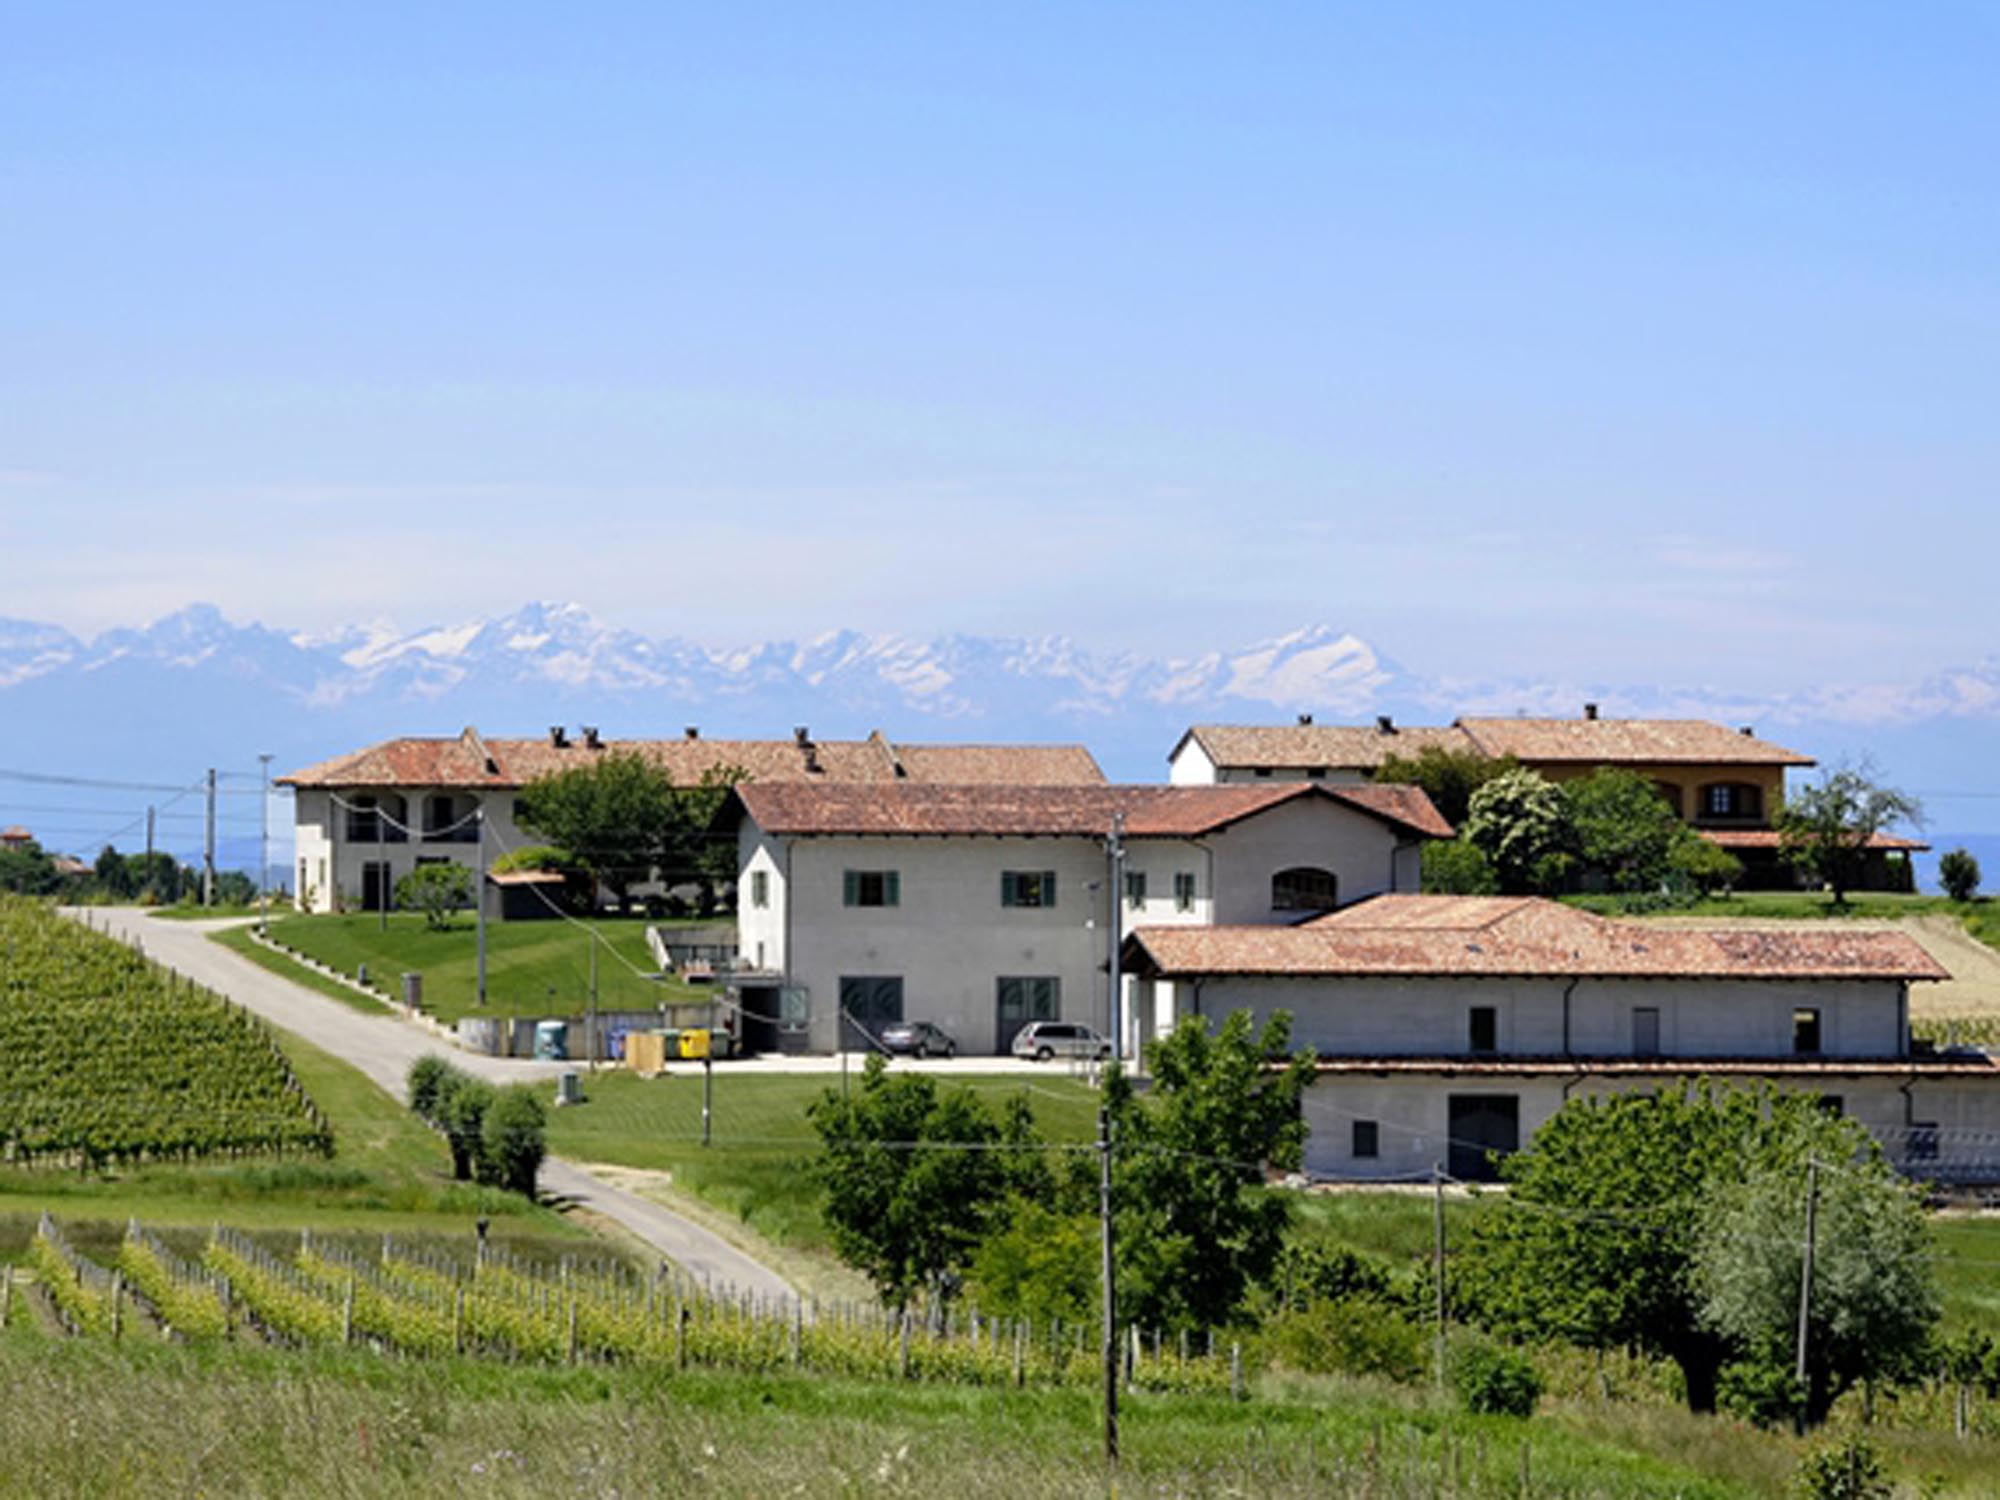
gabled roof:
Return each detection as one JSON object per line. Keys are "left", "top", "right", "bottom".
{"left": 1174, "top": 715, "right": 1815, "bottom": 772}
{"left": 1125, "top": 893, "right": 1947, "bottom": 981}
{"left": 730, "top": 780, "right": 1452, "bottom": 841}
{"left": 1175, "top": 723, "right": 1475, "bottom": 772}
{"left": 279, "top": 727, "right": 1107, "bottom": 790}
{"left": 1700, "top": 829, "right": 1929, "bottom": 853}
{"left": 1455, "top": 717, "right": 1814, "bottom": 767}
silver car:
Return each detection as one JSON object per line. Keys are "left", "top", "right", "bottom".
{"left": 1010, "top": 1020, "right": 1112, "bottom": 1062}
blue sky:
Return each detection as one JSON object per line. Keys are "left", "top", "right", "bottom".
{"left": 3, "top": 3, "right": 1996, "bottom": 689}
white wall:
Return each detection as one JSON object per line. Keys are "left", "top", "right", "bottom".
{"left": 1176, "top": 974, "right": 1909, "bottom": 1060}
{"left": 293, "top": 786, "right": 538, "bottom": 914}
{"left": 1302, "top": 1071, "right": 2000, "bottom": 1183}
{"left": 1207, "top": 796, "right": 1417, "bottom": 921}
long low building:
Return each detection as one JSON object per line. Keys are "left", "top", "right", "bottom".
{"left": 1124, "top": 894, "right": 2000, "bottom": 1183}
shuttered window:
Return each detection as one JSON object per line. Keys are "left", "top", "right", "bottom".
{"left": 842, "top": 870, "right": 900, "bottom": 908}
{"left": 1000, "top": 871, "right": 1058, "bottom": 908}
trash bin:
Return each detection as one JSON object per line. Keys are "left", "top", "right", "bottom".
{"left": 402, "top": 972, "right": 423, "bottom": 1010}
{"left": 678, "top": 1028, "right": 711, "bottom": 1060}
{"left": 556, "top": 1070, "right": 583, "bottom": 1106}
{"left": 534, "top": 1020, "right": 569, "bottom": 1061}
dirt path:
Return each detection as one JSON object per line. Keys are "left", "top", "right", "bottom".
{"left": 70, "top": 908, "right": 795, "bottom": 1304}
{"left": 1649, "top": 912, "right": 2000, "bottom": 1017}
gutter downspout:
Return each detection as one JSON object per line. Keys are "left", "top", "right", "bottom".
{"left": 1561, "top": 977, "right": 1579, "bottom": 1059}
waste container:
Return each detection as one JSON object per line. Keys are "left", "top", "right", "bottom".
{"left": 402, "top": 972, "right": 423, "bottom": 1010}
{"left": 534, "top": 1020, "right": 569, "bottom": 1061}
{"left": 624, "top": 1030, "right": 669, "bottom": 1074}
{"left": 677, "top": 1028, "right": 711, "bottom": 1060}
{"left": 556, "top": 1070, "right": 583, "bottom": 1106}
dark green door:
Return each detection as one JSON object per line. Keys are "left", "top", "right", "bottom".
{"left": 995, "top": 976, "right": 1061, "bottom": 1054}
{"left": 839, "top": 976, "right": 903, "bottom": 1052}
{"left": 1447, "top": 1095, "right": 1519, "bottom": 1182}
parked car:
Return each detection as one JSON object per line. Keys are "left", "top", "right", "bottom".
{"left": 1010, "top": 1021, "right": 1111, "bottom": 1063}
{"left": 879, "top": 1021, "right": 958, "bottom": 1059}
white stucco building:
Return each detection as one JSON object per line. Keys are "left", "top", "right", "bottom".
{"left": 278, "top": 725, "right": 1105, "bottom": 915}
{"left": 1125, "top": 894, "right": 2000, "bottom": 1183}
{"left": 723, "top": 780, "right": 1451, "bottom": 1056}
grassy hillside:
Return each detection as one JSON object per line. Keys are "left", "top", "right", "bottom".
{"left": 260, "top": 910, "right": 712, "bottom": 1023}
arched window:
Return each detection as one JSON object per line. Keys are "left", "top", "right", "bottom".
{"left": 1697, "top": 782, "right": 1762, "bottom": 822}
{"left": 1272, "top": 866, "right": 1339, "bottom": 913}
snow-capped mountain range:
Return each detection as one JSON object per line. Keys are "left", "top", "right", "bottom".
{"left": 1, "top": 603, "right": 1996, "bottom": 829}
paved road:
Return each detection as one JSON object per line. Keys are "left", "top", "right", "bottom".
{"left": 73, "top": 907, "right": 795, "bottom": 1303}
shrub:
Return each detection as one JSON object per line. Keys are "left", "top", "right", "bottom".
{"left": 479, "top": 1085, "right": 548, "bottom": 1197}
{"left": 1793, "top": 1435, "right": 1891, "bottom": 1500}
{"left": 1940, "top": 848, "right": 1982, "bottom": 903}
{"left": 1262, "top": 1297, "right": 1426, "bottom": 1383}
{"left": 406, "top": 1055, "right": 453, "bottom": 1124}
{"left": 1717, "top": 1357, "right": 1804, "bottom": 1429}
{"left": 1421, "top": 839, "right": 1499, "bottom": 895}
{"left": 438, "top": 1076, "right": 493, "bottom": 1182}
{"left": 1449, "top": 1337, "right": 1542, "bottom": 1417}
{"left": 394, "top": 863, "right": 472, "bottom": 929}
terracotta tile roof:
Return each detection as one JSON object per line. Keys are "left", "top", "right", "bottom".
{"left": 1700, "top": 828, "right": 1930, "bottom": 853}
{"left": 1180, "top": 723, "right": 1477, "bottom": 772}
{"left": 1126, "top": 893, "right": 1947, "bottom": 981}
{"left": 732, "top": 780, "right": 1452, "bottom": 841}
{"left": 0, "top": 826, "right": 30, "bottom": 842}
{"left": 1305, "top": 1055, "right": 2000, "bottom": 1078}
{"left": 279, "top": 727, "right": 1107, "bottom": 790}
{"left": 1456, "top": 717, "right": 1814, "bottom": 767}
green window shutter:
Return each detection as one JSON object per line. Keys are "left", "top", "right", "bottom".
{"left": 1001, "top": 873, "right": 1017, "bottom": 907}
{"left": 885, "top": 871, "right": 900, "bottom": 907}
{"left": 1044, "top": 871, "right": 1056, "bottom": 906}
{"left": 843, "top": 870, "right": 858, "bottom": 907}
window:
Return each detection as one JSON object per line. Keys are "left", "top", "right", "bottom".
{"left": 1908, "top": 1122, "right": 1940, "bottom": 1161}
{"left": 1124, "top": 870, "right": 1147, "bottom": 909}
{"left": 843, "top": 870, "right": 900, "bottom": 908}
{"left": 1306, "top": 767, "right": 1328, "bottom": 780}
{"left": 779, "top": 986, "right": 810, "bottom": 1029}
{"left": 1817, "top": 1094, "right": 1844, "bottom": 1117}
{"left": 1000, "top": 870, "right": 1057, "bottom": 908}
{"left": 1469, "top": 1006, "right": 1498, "bottom": 1054}
{"left": 1699, "top": 782, "right": 1763, "bottom": 821}
{"left": 513, "top": 798, "right": 530, "bottom": 825}
{"left": 750, "top": 870, "right": 770, "bottom": 909}
{"left": 1253, "top": 767, "right": 1273, "bottom": 779}
{"left": 1632, "top": 1007, "right": 1661, "bottom": 1057}
{"left": 1352, "top": 1120, "right": 1379, "bottom": 1159}
{"left": 1173, "top": 871, "right": 1197, "bottom": 912}
{"left": 1793, "top": 1007, "right": 1822, "bottom": 1055}
{"left": 1272, "top": 866, "right": 1339, "bottom": 912}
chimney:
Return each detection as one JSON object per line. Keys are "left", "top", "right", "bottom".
{"left": 549, "top": 726, "right": 568, "bottom": 748}
{"left": 1297, "top": 713, "right": 1314, "bottom": 726}
{"left": 684, "top": 726, "right": 700, "bottom": 740}
{"left": 1740, "top": 725, "right": 1756, "bottom": 737}
{"left": 582, "top": 726, "right": 601, "bottom": 749}
{"left": 1583, "top": 703, "right": 1599, "bottom": 721}
{"left": 794, "top": 726, "right": 812, "bottom": 747}
{"left": 1376, "top": 715, "right": 1395, "bottom": 734}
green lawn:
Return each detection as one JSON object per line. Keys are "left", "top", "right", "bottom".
{"left": 142, "top": 902, "right": 270, "bottom": 921}
{"left": 259, "top": 910, "right": 713, "bottom": 1024}
{"left": 542, "top": 1069, "right": 1101, "bottom": 1259}
{"left": 209, "top": 923, "right": 391, "bottom": 1012}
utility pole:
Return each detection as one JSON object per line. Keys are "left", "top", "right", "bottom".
{"left": 1433, "top": 1163, "right": 1449, "bottom": 1394}
{"left": 1794, "top": 1157, "right": 1821, "bottom": 1432}
{"left": 1099, "top": 1105, "right": 1119, "bottom": 1468}
{"left": 258, "top": 753, "right": 273, "bottom": 934}
{"left": 702, "top": 1052, "right": 713, "bottom": 1147}
{"left": 1106, "top": 811, "right": 1127, "bottom": 1062}
{"left": 376, "top": 798, "right": 388, "bottom": 934}
{"left": 144, "top": 806, "right": 155, "bottom": 892}
{"left": 588, "top": 931, "right": 599, "bottom": 1073}
{"left": 474, "top": 805, "right": 488, "bottom": 1006}
{"left": 202, "top": 768, "right": 217, "bottom": 908}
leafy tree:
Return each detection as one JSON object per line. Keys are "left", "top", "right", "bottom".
{"left": 406, "top": 1054, "right": 454, "bottom": 1123}
{"left": 213, "top": 870, "right": 256, "bottom": 906}
{"left": 1373, "top": 746, "right": 1516, "bottom": 827}
{"left": 0, "top": 839, "right": 59, "bottom": 896}
{"left": 1421, "top": 839, "right": 1499, "bottom": 894}
{"left": 809, "top": 1055, "right": 1014, "bottom": 1310}
{"left": 1777, "top": 766, "right": 1923, "bottom": 906}
{"left": 1695, "top": 1117, "right": 1937, "bottom": 1427}
{"left": 93, "top": 845, "right": 136, "bottom": 900}
{"left": 394, "top": 863, "right": 473, "bottom": 929}
{"left": 1462, "top": 768, "right": 1574, "bottom": 894}
{"left": 1461, "top": 1083, "right": 1813, "bottom": 1413}
{"left": 437, "top": 1075, "right": 493, "bottom": 1182}
{"left": 479, "top": 1085, "right": 548, "bottom": 1197}
{"left": 1563, "top": 769, "right": 1686, "bottom": 892}
{"left": 1939, "top": 847, "right": 1982, "bottom": 903}
{"left": 1108, "top": 1010, "right": 1315, "bottom": 1332}
{"left": 965, "top": 1200, "right": 1099, "bottom": 1326}
{"left": 516, "top": 750, "right": 679, "bottom": 906}
{"left": 1668, "top": 828, "right": 1744, "bottom": 894}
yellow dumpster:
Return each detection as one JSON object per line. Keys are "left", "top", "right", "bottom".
{"left": 678, "top": 1028, "right": 711, "bottom": 1060}
{"left": 624, "top": 1031, "right": 671, "bottom": 1075}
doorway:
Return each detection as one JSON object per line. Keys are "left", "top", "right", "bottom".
{"left": 838, "top": 976, "right": 903, "bottom": 1053}
{"left": 1447, "top": 1094, "right": 1519, "bottom": 1182}
{"left": 996, "top": 976, "right": 1061, "bottom": 1054}
{"left": 361, "top": 862, "right": 393, "bottom": 912}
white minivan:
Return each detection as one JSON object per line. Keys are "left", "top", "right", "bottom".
{"left": 1010, "top": 1021, "right": 1112, "bottom": 1062}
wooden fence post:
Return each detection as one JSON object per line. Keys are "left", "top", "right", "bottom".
{"left": 1230, "top": 1342, "right": 1244, "bottom": 1402}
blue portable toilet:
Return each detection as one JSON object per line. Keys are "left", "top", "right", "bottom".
{"left": 534, "top": 1020, "right": 569, "bottom": 1061}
